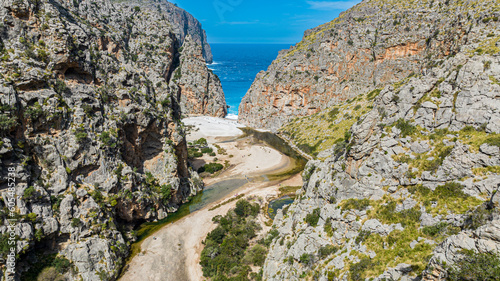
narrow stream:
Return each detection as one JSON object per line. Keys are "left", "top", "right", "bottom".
{"left": 123, "top": 128, "right": 307, "bottom": 268}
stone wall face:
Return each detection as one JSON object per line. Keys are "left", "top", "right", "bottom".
{"left": 0, "top": 0, "right": 222, "bottom": 279}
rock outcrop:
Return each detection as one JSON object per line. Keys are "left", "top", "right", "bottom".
{"left": 239, "top": 0, "right": 494, "bottom": 132}
{"left": 259, "top": 0, "right": 500, "bottom": 280}
{"left": 0, "top": 0, "right": 222, "bottom": 280}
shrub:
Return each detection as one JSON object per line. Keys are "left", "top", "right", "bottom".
{"left": 305, "top": 208, "right": 321, "bottom": 227}
{"left": 244, "top": 244, "right": 267, "bottom": 266}
{"left": 466, "top": 205, "right": 495, "bottom": 230}
{"left": 234, "top": 199, "right": 259, "bottom": 218}
{"left": 350, "top": 258, "right": 374, "bottom": 281}
{"left": 23, "top": 186, "right": 36, "bottom": 199}
{"left": 71, "top": 218, "right": 81, "bottom": 228}
{"left": 99, "top": 131, "right": 115, "bottom": 147}
{"left": 328, "top": 107, "right": 340, "bottom": 119}
{"left": 422, "top": 222, "right": 449, "bottom": 237}
{"left": 200, "top": 201, "right": 262, "bottom": 280}
{"left": 0, "top": 114, "right": 18, "bottom": 130}
{"left": 367, "top": 89, "right": 382, "bottom": 101}
{"left": 201, "top": 147, "right": 213, "bottom": 154}
{"left": 188, "top": 147, "right": 203, "bottom": 158}
{"left": 299, "top": 253, "right": 312, "bottom": 264}
{"left": 53, "top": 80, "right": 67, "bottom": 94}
{"left": 355, "top": 230, "right": 371, "bottom": 244}
{"left": 24, "top": 102, "right": 44, "bottom": 120}
{"left": 342, "top": 198, "right": 370, "bottom": 211}
{"left": 160, "top": 184, "right": 173, "bottom": 204}
{"left": 486, "top": 135, "right": 500, "bottom": 148}
{"left": 395, "top": 118, "right": 417, "bottom": 137}
{"left": 446, "top": 250, "right": 500, "bottom": 280}
{"left": 198, "top": 163, "right": 223, "bottom": 174}
{"left": 194, "top": 138, "right": 208, "bottom": 147}
{"left": 74, "top": 127, "right": 87, "bottom": 143}
{"left": 318, "top": 245, "right": 338, "bottom": 259}
{"left": 324, "top": 220, "right": 334, "bottom": 237}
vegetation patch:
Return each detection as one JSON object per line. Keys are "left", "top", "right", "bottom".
{"left": 445, "top": 250, "right": 500, "bottom": 280}
{"left": 20, "top": 253, "right": 73, "bottom": 281}
{"left": 305, "top": 208, "right": 321, "bottom": 227}
{"left": 200, "top": 199, "right": 268, "bottom": 280}
{"left": 198, "top": 163, "right": 224, "bottom": 174}
{"left": 341, "top": 198, "right": 370, "bottom": 212}
{"left": 279, "top": 91, "right": 374, "bottom": 157}
{"left": 408, "top": 183, "right": 483, "bottom": 216}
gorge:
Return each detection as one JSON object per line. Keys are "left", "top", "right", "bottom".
{"left": 1, "top": 0, "right": 500, "bottom": 281}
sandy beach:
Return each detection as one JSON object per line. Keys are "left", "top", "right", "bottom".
{"left": 119, "top": 117, "right": 302, "bottom": 281}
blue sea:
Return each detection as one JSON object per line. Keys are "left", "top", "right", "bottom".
{"left": 208, "top": 44, "right": 291, "bottom": 118}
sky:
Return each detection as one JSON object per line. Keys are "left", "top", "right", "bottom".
{"left": 170, "top": 0, "right": 362, "bottom": 44}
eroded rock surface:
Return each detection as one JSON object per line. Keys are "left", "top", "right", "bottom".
{"left": 0, "top": 0, "right": 222, "bottom": 280}
{"left": 260, "top": 1, "right": 500, "bottom": 280}
{"left": 239, "top": 0, "right": 496, "bottom": 132}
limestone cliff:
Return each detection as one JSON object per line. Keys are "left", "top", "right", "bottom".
{"left": 239, "top": 0, "right": 491, "bottom": 131}
{"left": 259, "top": 0, "right": 500, "bottom": 280}
{"left": 0, "top": 0, "right": 222, "bottom": 280}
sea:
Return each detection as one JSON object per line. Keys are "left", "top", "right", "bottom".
{"left": 208, "top": 44, "right": 292, "bottom": 119}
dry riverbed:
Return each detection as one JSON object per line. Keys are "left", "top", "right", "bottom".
{"left": 119, "top": 117, "right": 302, "bottom": 281}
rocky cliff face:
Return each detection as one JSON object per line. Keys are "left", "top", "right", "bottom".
{"left": 260, "top": 0, "right": 500, "bottom": 280}
{"left": 239, "top": 0, "right": 494, "bottom": 132}
{"left": 0, "top": 0, "right": 222, "bottom": 280}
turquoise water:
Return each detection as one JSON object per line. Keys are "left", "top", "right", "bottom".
{"left": 209, "top": 44, "right": 291, "bottom": 117}
{"left": 268, "top": 196, "right": 294, "bottom": 219}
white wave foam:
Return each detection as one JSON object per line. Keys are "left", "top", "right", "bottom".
{"left": 225, "top": 113, "right": 238, "bottom": 120}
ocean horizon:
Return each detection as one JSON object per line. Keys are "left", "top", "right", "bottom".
{"left": 208, "top": 43, "right": 292, "bottom": 118}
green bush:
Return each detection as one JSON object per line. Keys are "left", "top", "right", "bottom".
{"left": 355, "top": 230, "right": 371, "bottom": 244}
{"left": 21, "top": 253, "right": 72, "bottom": 281}
{"left": 194, "top": 138, "right": 208, "bottom": 146}
{"left": 328, "top": 107, "right": 340, "bottom": 119}
{"left": 53, "top": 80, "right": 67, "bottom": 94}
{"left": 350, "top": 258, "right": 375, "bottom": 281}
{"left": 0, "top": 114, "right": 18, "bottom": 130}
{"left": 24, "top": 102, "right": 44, "bottom": 120}
{"left": 446, "top": 250, "right": 500, "bottom": 281}
{"left": 395, "top": 118, "right": 417, "bottom": 137}
{"left": 486, "top": 135, "right": 500, "bottom": 148}
{"left": 74, "top": 127, "right": 87, "bottom": 143}
{"left": 434, "top": 182, "right": 468, "bottom": 200}
{"left": 318, "top": 245, "right": 338, "bottom": 259}
{"left": 160, "top": 184, "right": 173, "bottom": 204}
{"left": 200, "top": 200, "right": 264, "bottom": 280}
{"left": 466, "top": 205, "right": 495, "bottom": 230}
{"left": 188, "top": 147, "right": 203, "bottom": 158}
{"left": 234, "top": 199, "right": 259, "bottom": 218}
{"left": 23, "top": 186, "right": 36, "bottom": 199}
{"left": 198, "top": 163, "right": 223, "bottom": 174}
{"left": 201, "top": 147, "right": 213, "bottom": 154}
{"left": 299, "top": 253, "right": 312, "bottom": 264}
{"left": 305, "top": 208, "right": 321, "bottom": 227}
{"left": 71, "top": 218, "right": 81, "bottom": 228}
{"left": 422, "top": 222, "right": 449, "bottom": 237}
{"left": 324, "top": 220, "right": 334, "bottom": 237}
{"left": 366, "top": 89, "right": 382, "bottom": 101}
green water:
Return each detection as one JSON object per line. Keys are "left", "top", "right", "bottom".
{"left": 240, "top": 127, "right": 307, "bottom": 178}
{"left": 135, "top": 177, "right": 251, "bottom": 241}
{"left": 268, "top": 196, "right": 295, "bottom": 219}
{"left": 128, "top": 127, "right": 307, "bottom": 263}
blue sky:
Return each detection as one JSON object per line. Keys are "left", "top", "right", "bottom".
{"left": 170, "top": 0, "right": 362, "bottom": 44}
